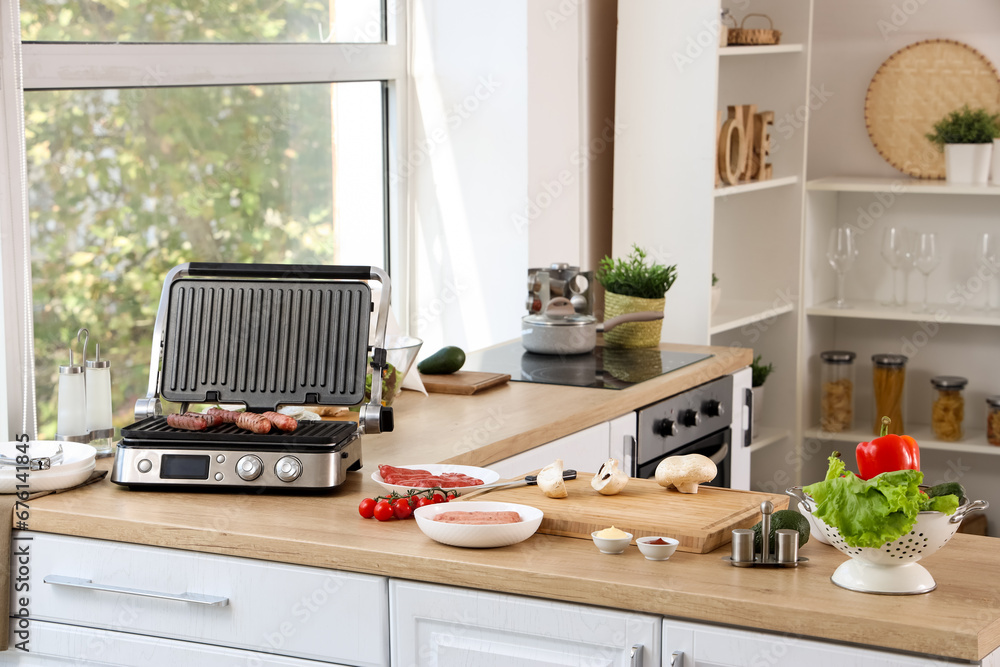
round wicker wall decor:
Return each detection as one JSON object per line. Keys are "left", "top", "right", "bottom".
{"left": 864, "top": 39, "right": 1000, "bottom": 179}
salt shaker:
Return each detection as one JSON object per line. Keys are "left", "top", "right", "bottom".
{"left": 56, "top": 349, "right": 89, "bottom": 443}
{"left": 86, "top": 343, "right": 114, "bottom": 457}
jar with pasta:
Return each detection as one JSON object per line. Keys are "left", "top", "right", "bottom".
{"left": 820, "top": 350, "right": 855, "bottom": 433}
{"left": 872, "top": 354, "right": 907, "bottom": 436}
{"left": 930, "top": 376, "right": 966, "bottom": 442}
{"left": 988, "top": 396, "right": 1000, "bottom": 447}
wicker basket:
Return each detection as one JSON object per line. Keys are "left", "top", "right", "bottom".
{"left": 727, "top": 14, "right": 781, "bottom": 46}
{"left": 602, "top": 291, "right": 664, "bottom": 349}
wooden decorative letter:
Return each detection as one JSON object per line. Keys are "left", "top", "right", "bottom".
{"left": 717, "top": 119, "right": 746, "bottom": 186}
{"left": 727, "top": 104, "right": 756, "bottom": 180}
{"left": 752, "top": 111, "right": 774, "bottom": 182}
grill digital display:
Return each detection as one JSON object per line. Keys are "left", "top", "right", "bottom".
{"left": 160, "top": 454, "right": 211, "bottom": 480}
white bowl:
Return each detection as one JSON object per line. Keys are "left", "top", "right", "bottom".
{"left": 372, "top": 464, "right": 500, "bottom": 496}
{"left": 636, "top": 536, "right": 679, "bottom": 561}
{"left": 413, "top": 501, "right": 543, "bottom": 548}
{"left": 0, "top": 441, "right": 97, "bottom": 493}
{"left": 591, "top": 530, "right": 633, "bottom": 555}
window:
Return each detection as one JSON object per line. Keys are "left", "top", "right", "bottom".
{"left": 0, "top": 1, "right": 407, "bottom": 438}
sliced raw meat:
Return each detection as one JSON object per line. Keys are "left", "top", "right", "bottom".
{"left": 432, "top": 511, "right": 522, "bottom": 525}
{"left": 379, "top": 464, "right": 484, "bottom": 488}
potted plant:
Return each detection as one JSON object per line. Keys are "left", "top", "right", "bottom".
{"left": 711, "top": 273, "right": 721, "bottom": 316}
{"left": 925, "top": 105, "right": 1000, "bottom": 185}
{"left": 596, "top": 244, "right": 678, "bottom": 348}
{"left": 750, "top": 354, "right": 773, "bottom": 438}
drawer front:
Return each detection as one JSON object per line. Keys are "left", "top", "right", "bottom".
{"left": 16, "top": 532, "right": 388, "bottom": 666}
{"left": 391, "top": 580, "right": 660, "bottom": 667}
{"left": 4, "top": 620, "right": 347, "bottom": 666}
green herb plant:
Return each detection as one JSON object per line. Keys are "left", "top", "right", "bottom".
{"left": 925, "top": 105, "right": 1000, "bottom": 149}
{"left": 712, "top": 273, "right": 719, "bottom": 287}
{"left": 596, "top": 244, "right": 678, "bottom": 299}
{"left": 751, "top": 354, "right": 773, "bottom": 388}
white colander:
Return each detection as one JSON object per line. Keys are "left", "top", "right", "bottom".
{"left": 788, "top": 487, "right": 988, "bottom": 595}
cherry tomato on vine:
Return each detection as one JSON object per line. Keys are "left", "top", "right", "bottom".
{"left": 431, "top": 493, "right": 446, "bottom": 504}
{"left": 446, "top": 491, "right": 459, "bottom": 500}
{"left": 393, "top": 498, "right": 413, "bottom": 520}
{"left": 373, "top": 499, "right": 394, "bottom": 521}
{"left": 358, "top": 497, "right": 376, "bottom": 519}
{"left": 415, "top": 497, "right": 433, "bottom": 508}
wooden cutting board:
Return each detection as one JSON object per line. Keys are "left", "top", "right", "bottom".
{"left": 467, "top": 476, "right": 788, "bottom": 554}
{"left": 419, "top": 371, "right": 511, "bottom": 395}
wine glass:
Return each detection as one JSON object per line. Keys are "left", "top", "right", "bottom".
{"left": 896, "top": 230, "right": 917, "bottom": 307}
{"left": 980, "top": 232, "right": 1000, "bottom": 313}
{"left": 827, "top": 227, "right": 859, "bottom": 309}
{"left": 912, "top": 232, "right": 940, "bottom": 314}
{"left": 880, "top": 227, "right": 904, "bottom": 307}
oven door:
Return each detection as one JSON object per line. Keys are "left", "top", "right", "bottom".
{"left": 635, "top": 428, "right": 731, "bottom": 489}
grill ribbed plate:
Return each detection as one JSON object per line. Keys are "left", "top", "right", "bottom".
{"left": 160, "top": 279, "right": 370, "bottom": 409}
{"left": 122, "top": 417, "right": 358, "bottom": 446}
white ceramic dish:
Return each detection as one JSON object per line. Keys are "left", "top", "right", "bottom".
{"left": 0, "top": 441, "right": 97, "bottom": 493}
{"left": 591, "top": 530, "right": 633, "bottom": 555}
{"left": 413, "top": 501, "right": 543, "bottom": 548}
{"left": 372, "top": 464, "right": 500, "bottom": 496}
{"left": 636, "top": 536, "right": 680, "bottom": 561}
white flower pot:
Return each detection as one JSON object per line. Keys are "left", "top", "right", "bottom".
{"left": 711, "top": 285, "right": 722, "bottom": 315}
{"left": 992, "top": 139, "right": 1000, "bottom": 184}
{"left": 945, "top": 143, "right": 992, "bottom": 185}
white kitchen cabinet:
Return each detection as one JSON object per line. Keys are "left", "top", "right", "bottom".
{"left": 390, "top": 580, "right": 660, "bottom": 667}
{"left": 662, "top": 619, "right": 977, "bottom": 667}
{"left": 488, "top": 417, "right": 628, "bottom": 479}
{"left": 11, "top": 531, "right": 389, "bottom": 666}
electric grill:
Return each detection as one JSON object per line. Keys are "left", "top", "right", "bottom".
{"left": 111, "top": 262, "right": 393, "bottom": 491}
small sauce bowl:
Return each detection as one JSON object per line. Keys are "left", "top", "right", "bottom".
{"left": 636, "top": 536, "right": 679, "bottom": 561}
{"left": 591, "top": 530, "right": 633, "bottom": 555}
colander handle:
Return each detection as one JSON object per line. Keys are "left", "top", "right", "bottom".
{"left": 949, "top": 499, "right": 989, "bottom": 524}
{"left": 785, "top": 486, "right": 815, "bottom": 512}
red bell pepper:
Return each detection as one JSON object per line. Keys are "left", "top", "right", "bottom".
{"left": 856, "top": 417, "right": 920, "bottom": 480}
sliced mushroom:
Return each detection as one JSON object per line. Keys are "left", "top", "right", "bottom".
{"left": 654, "top": 453, "right": 717, "bottom": 493}
{"left": 591, "top": 458, "right": 629, "bottom": 495}
{"left": 537, "top": 459, "right": 569, "bottom": 498}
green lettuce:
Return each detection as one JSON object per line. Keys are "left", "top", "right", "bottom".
{"left": 922, "top": 494, "right": 960, "bottom": 515}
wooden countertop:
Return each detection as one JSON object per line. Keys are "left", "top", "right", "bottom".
{"left": 364, "top": 342, "right": 751, "bottom": 468}
{"left": 24, "top": 467, "right": 1000, "bottom": 662}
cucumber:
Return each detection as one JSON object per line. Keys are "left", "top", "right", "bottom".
{"left": 417, "top": 346, "right": 466, "bottom": 375}
{"left": 926, "top": 482, "right": 967, "bottom": 505}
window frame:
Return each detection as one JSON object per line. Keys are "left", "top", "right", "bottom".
{"left": 0, "top": 0, "right": 410, "bottom": 440}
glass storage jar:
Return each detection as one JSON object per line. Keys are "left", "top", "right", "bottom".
{"left": 988, "top": 396, "right": 1000, "bottom": 447}
{"left": 820, "top": 350, "right": 856, "bottom": 433}
{"left": 930, "top": 376, "right": 966, "bottom": 442}
{"left": 872, "top": 354, "right": 908, "bottom": 435}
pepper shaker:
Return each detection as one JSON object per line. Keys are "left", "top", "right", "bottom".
{"left": 86, "top": 343, "right": 114, "bottom": 457}
{"left": 56, "top": 348, "right": 89, "bottom": 443}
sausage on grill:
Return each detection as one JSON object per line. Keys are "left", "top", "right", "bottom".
{"left": 167, "top": 413, "right": 208, "bottom": 431}
{"left": 207, "top": 407, "right": 242, "bottom": 424}
{"left": 236, "top": 412, "right": 272, "bottom": 434}
{"left": 184, "top": 411, "right": 220, "bottom": 427}
{"left": 263, "top": 411, "right": 298, "bottom": 433}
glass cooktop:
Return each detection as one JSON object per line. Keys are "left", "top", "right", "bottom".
{"left": 463, "top": 341, "right": 712, "bottom": 390}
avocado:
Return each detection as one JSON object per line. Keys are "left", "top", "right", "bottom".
{"left": 751, "top": 509, "right": 811, "bottom": 554}
{"left": 926, "top": 482, "right": 967, "bottom": 505}
{"left": 417, "top": 346, "right": 466, "bottom": 375}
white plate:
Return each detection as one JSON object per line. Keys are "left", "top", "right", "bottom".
{"left": 413, "top": 501, "right": 543, "bottom": 548}
{"left": 371, "top": 464, "right": 500, "bottom": 496}
{"left": 0, "top": 441, "right": 97, "bottom": 493}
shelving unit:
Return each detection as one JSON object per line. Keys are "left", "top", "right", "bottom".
{"left": 710, "top": 299, "right": 795, "bottom": 336}
{"left": 805, "top": 426, "right": 998, "bottom": 457}
{"left": 748, "top": 426, "right": 791, "bottom": 454}
{"left": 807, "top": 300, "right": 1000, "bottom": 327}
{"left": 719, "top": 44, "right": 805, "bottom": 57}
{"left": 713, "top": 175, "right": 799, "bottom": 198}
{"left": 808, "top": 176, "right": 1000, "bottom": 196}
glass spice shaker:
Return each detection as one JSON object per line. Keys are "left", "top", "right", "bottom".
{"left": 820, "top": 351, "right": 856, "bottom": 433}
{"left": 930, "top": 376, "right": 966, "bottom": 442}
{"left": 987, "top": 396, "right": 1000, "bottom": 447}
{"left": 872, "top": 354, "right": 908, "bottom": 436}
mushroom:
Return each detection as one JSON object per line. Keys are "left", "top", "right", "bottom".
{"left": 591, "top": 458, "right": 629, "bottom": 495}
{"left": 654, "top": 454, "right": 717, "bottom": 493}
{"left": 537, "top": 459, "right": 569, "bottom": 498}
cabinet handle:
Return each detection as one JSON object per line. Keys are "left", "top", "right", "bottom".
{"left": 629, "top": 643, "right": 643, "bottom": 667}
{"left": 669, "top": 650, "right": 684, "bottom": 666}
{"left": 744, "top": 387, "right": 754, "bottom": 447}
{"left": 44, "top": 575, "right": 230, "bottom": 607}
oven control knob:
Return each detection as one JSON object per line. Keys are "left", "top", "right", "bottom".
{"left": 655, "top": 419, "right": 678, "bottom": 437}
{"left": 236, "top": 455, "right": 263, "bottom": 481}
{"left": 275, "top": 456, "right": 303, "bottom": 483}
{"left": 704, "top": 400, "right": 725, "bottom": 418}
{"left": 681, "top": 409, "right": 701, "bottom": 428}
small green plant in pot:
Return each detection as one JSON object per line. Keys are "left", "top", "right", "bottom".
{"left": 750, "top": 354, "right": 774, "bottom": 439}
{"left": 925, "top": 105, "right": 1000, "bottom": 185}
{"left": 596, "top": 245, "right": 677, "bottom": 348}
{"left": 711, "top": 272, "right": 722, "bottom": 316}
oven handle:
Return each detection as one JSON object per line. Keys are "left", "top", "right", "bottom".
{"left": 708, "top": 441, "right": 729, "bottom": 467}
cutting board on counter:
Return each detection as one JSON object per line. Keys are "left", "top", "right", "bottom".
{"left": 419, "top": 371, "right": 511, "bottom": 395}
{"left": 471, "top": 476, "right": 788, "bottom": 554}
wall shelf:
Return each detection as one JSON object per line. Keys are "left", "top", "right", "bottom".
{"left": 805, "top": 426, "right": 999, "bottom": 456}
{"left": 719, "top": 44, "right": 805, "bottom": 57}
{"left": 807, "top": 176, "right": 1000, "bottom": 196}
{"left": 714, "top": 176, "right": 799, "bottom": 198}
{"left": 806, "top": 300, "right": 1000, "bottom": 327}
{"left": 748, "top": 426, "right": 790, "bottom": 453}
{"left": 711, "top": 300, "right": 795, "bottom": 336}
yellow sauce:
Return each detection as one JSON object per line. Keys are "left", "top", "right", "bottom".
{"left": 595, "top": 526, "right": 628, "bottom": 539}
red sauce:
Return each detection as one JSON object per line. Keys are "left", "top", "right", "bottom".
{"left": 646, "top": 538, "right": 670, "bottom": 545}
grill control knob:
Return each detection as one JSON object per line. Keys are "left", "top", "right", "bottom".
{"left": 275, "top": 456, "right": 303, "bottom": 483}
{"left": 704, "top": 400, "right": 724, "bottom": 418}
{"left": 681, "top": 409, "right": 701, "bottom": 428}
{"left": 655, "top": 419, "right": 678, "bottom": 437}
{"left": 236, "top": 455, "right": 263, "bottom": 481}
